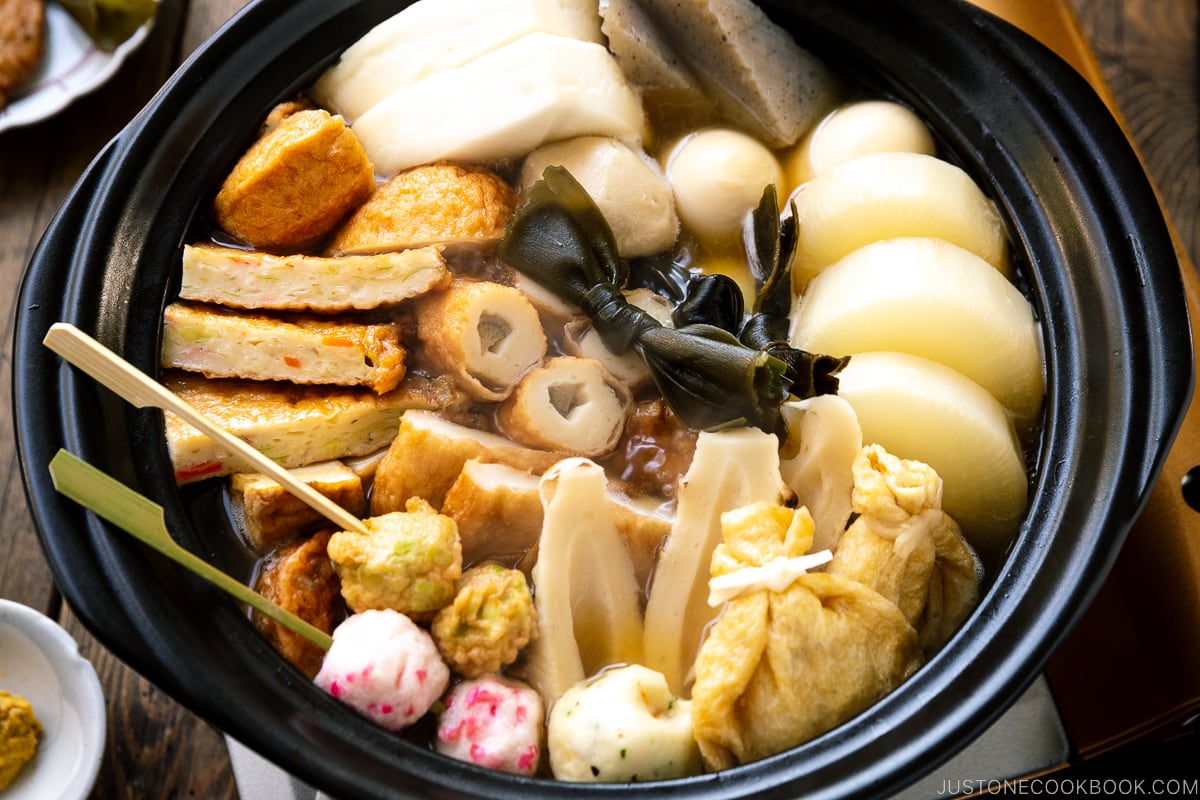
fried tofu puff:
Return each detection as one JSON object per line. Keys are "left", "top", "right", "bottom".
{"left": 327, "top": 498, "right": 462, "bottom": 620}
{"left": 254, "top": 529, "right": 343, "bottom": 678}
{"left": 326, "top": 162, "right": 516, "bottom": 255}
{"left": 213, "top": 108, "right": 375, "bottom": 250}
{"left": 431, "top": 563, "right": 537, "bottom": 677}
{"left": 0, "top": 0, "right": 45, "bottom": 110}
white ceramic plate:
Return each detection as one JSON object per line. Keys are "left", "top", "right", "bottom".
{"left": 0, "top": 3, "right": 153, "bottom": 132}
{"left": 0, "top": 599, "right": 106, "bottom": 800}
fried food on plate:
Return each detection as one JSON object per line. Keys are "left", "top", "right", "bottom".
{"left": 0, "top": 0, "right": 45, "bottom": 109}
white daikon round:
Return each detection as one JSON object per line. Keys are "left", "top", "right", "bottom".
{"left": 786, "top": 151, "right": 1009, "bottom": 291}
{"left": 792, "top": 237, "right": 1045, "bottom": 427}
{"left": 834, "top": 351, "right": 1028, "bottom": 556}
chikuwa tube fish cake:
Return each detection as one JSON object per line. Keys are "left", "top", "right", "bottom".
{"left": 497, "top": 356, "right": 633, "bottom": 457}
{"left": 415, "top": 279, "right": 547, "bottom": 402}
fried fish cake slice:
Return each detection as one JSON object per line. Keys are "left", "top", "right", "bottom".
{"left": 0, "top": 0, "right": 46, "bottom": 108}
{"left": 325, "top": 162, "right": 515, "bottom": 256}
{"left": 253, "top": 529, "right": 343, "bottom": 678}
{"left": 161, "top": 301, "right": 407, "bottom": 394}
{"left": 213, "top": 108, "right": 375, "bottom": 251}
{"left": 163, "top": 370, "right": 468, "bottom": 484}
{"left": 178, "top": 243, "right": 451, "bottom": 312}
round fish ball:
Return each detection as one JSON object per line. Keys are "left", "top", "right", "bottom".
{"left": 664, "top": 129, "right": 784, "bottom": 249}
{"left": 313, "top": 609, "right": 449, "bottom": 731}
{"left": 435, "top": 675, "right": 544, "bottom": 776}
{"left": 548, "top": 664, "right": 700, "bottom": 782}
{"left": 785, "top": 100, "right": 936, "bottom": 188}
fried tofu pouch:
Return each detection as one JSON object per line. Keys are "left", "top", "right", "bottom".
{"left": 691, "top": 502, "right": 923, "bottom": 771}
{"left": 213, "top": 108, "right": 375, "bottom": 250}
{"left": 827, "top": 443, "right": 980, "bottom": 653}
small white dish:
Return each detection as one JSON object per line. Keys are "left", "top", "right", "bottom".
{"left": 0, "top": 3, "right": 154, "bottom": 133}
{"left": 0, "top": 598, "right": 106, "bottom": 800}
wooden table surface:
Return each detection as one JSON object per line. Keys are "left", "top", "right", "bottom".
{"left": 0, "top": 1, "right": 1196, "bottom": 797}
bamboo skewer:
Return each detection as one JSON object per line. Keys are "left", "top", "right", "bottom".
{"left": 43, "top": 321, "right": 370, "bottom": 536}
{"left": 48, "top": 449, "right": 333, "bottom": 650}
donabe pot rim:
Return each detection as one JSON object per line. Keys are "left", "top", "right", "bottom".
{"left": 13, "top": 0, "right": 1193, "bottom": 798}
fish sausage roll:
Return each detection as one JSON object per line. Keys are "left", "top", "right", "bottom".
{"left": 415, "top": 280, "right": 547, "bottom": 402}
{"left": 497, "top": 357, "right": 632, "bottom": 457}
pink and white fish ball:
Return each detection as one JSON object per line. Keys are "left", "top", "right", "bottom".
{"left": 436, "top": 675, "right": 544, "bottom": 776}
{"left": 314, "top": 609, "right": 449, "bottom": 730}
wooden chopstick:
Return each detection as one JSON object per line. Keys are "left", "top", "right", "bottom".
{"left": 43, "top": 322, "right": 370, "bottom": 536}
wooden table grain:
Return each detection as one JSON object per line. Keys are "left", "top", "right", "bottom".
{"left": 0, "top": 1, "right": 1195, "bottom": 797}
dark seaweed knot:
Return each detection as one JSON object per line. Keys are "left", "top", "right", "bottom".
{"left": 497, "top": 166, "right": 843, "bottom": 432}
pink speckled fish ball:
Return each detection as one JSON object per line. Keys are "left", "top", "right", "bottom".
{"left": 314, "top": 609, "right": 449, "bottom": 731}
{"left": 436, "top": 674, "right": 544, "bottom": 775}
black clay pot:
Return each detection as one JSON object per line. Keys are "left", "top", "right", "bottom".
{"left": 13, "top": 1, "right": 1194, "bottom": 798}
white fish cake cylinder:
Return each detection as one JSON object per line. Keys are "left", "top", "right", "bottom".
{"left": 414, "top": 280, "right": 548, "bottom": 403}
{"left": 497, "top": 357, "right": 633, "bottom": 458}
